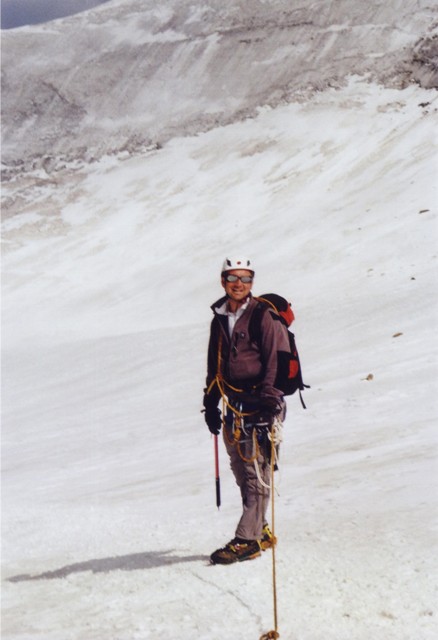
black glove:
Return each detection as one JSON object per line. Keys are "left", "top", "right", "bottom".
{"left": 204, "top": 407, "right": 222, "bottom": 435}
{"left": 259, "top": 397, "right": 282, "bottom": 416}
{"left": 202, "top": 394, "right": 222, "bottom": 435}
{"left": 257, "top": 397, "right": 282, "bottom": 426}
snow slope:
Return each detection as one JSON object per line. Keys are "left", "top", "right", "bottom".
{"left": 2, "top": 1, "right": 438, "bottom": 639}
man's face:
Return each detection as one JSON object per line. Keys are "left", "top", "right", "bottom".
{"left": 221, "top": 269, "right": 253, "bottom": 305}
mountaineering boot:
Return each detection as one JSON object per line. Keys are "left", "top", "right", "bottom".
{"left": 259, "top": 524, "right": 277, "bottom": 551}
{"left": 210, "top": 538, "right": 261, "bottom": 565}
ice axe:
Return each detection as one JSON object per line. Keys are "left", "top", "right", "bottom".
{"left": 214, "top": 434, "right": 221, "bottom": 509}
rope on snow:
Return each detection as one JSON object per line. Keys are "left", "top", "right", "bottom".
{"left": 259, "top": 421, "right": 281, "bottom": 640}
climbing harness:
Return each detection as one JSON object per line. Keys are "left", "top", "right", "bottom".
{"left": 223, "top": 412, "right": 261, "bottom": 464}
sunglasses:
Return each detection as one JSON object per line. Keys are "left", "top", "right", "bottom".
{"left": 224, "top": 274, "right": 253, "bottom": 284}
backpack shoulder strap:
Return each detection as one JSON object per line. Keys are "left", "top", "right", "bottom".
{"left": 254, "top": 295, "right": 279, "bottom": 314}
{"left": 248, "top": 299, "right": 271, "bottom": 345}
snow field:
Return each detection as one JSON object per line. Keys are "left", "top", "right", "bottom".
{"left": 2, "top": 78, "right": 438, "bottom": 639}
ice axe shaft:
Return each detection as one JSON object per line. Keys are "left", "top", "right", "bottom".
{"left": 214, "top": 434, "right": 221, "bottom": 509}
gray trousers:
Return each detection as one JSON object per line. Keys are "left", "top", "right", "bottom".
{"left": 223, "top": 423, "right": 270, "bottom": 541}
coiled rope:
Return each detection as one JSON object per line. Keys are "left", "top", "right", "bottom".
{"left": 254, "top": 421, "right": 283, "bottom": 490}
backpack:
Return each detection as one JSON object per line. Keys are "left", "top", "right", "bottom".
{"left": 250, "top": 293, "right": 309, "bottom": 408}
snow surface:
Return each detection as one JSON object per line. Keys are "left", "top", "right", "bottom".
{"left": 2, "top": 2, "right": 438, "bottom": 640}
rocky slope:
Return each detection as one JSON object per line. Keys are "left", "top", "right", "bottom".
{"left": 1, "top": 0, "right": 437, "bottom": 175}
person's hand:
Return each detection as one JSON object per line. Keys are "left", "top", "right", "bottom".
{"left": 256, "top": 397, "right": 282, "bottom": 426}
{"left": 202, "top": 394, "right": 222, "bottom": 435}
{"left": 204, "top": 407, "right": 222, "bottom": 435}
{"left": 259, "top": 397, "right": 282, "bottom": 417}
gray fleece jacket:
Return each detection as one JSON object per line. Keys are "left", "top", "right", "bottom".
{"left": 205, "top": 294, "right": 291, "bottom": 406}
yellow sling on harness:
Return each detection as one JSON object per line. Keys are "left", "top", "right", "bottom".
{"left": 206, "top": 332, "right": 259, "bottom": 418}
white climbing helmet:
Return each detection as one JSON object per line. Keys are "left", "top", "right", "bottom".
{"left": 221, "top": 257, "right": 254, "bottom": 275}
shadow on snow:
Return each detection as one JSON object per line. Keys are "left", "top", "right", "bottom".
{"left": 7, "top": 550, "right": 208, "bottom": 582}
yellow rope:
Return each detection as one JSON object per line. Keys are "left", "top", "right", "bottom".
{"left": 259, "top": 423, "right": 280, "bottom": 640}
{"left": 216, "top": 376, "right": 257, "bottom": 417}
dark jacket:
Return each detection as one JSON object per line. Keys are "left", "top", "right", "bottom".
{"left": 205, "top": 294, "right": 291, "bottom": 406}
